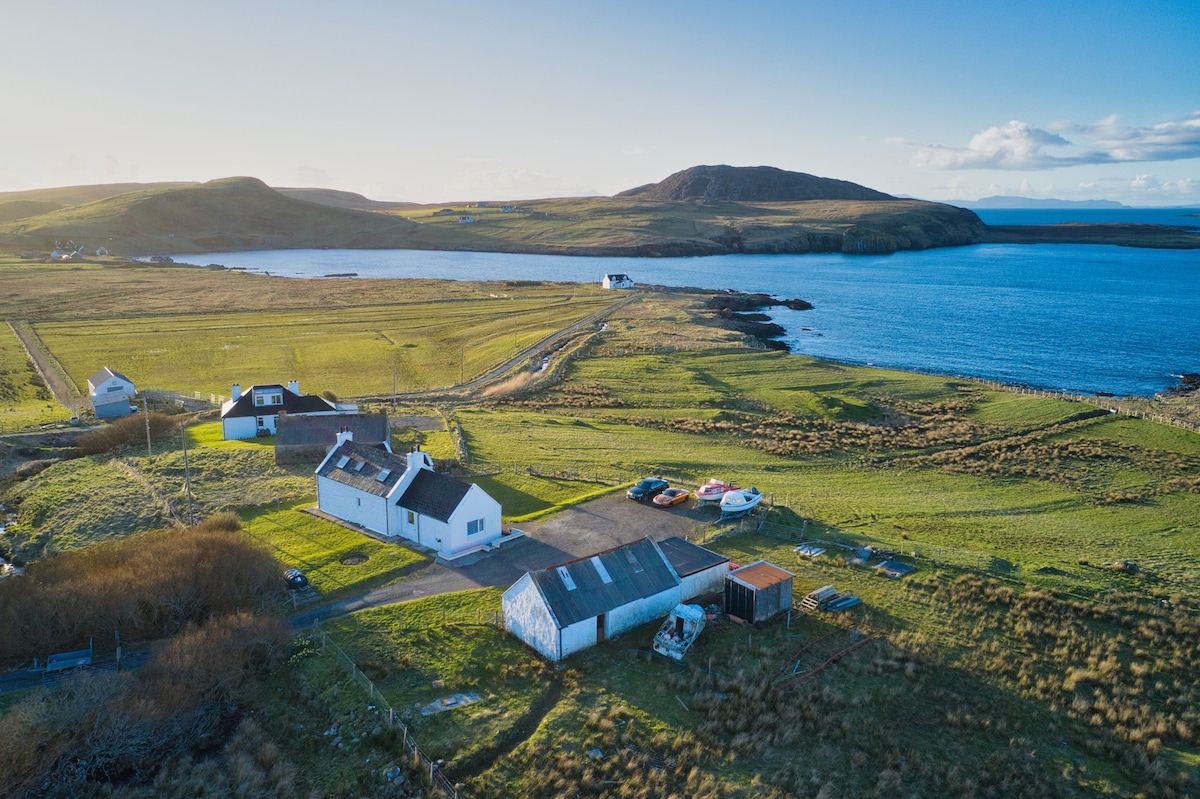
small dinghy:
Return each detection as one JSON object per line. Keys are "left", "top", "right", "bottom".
{"left": 695, "top": 479, "right": 739, "bottom": 502}
{"left": 719, "top": 487, "right": 762, "bottom": 516}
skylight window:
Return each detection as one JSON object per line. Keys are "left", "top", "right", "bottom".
{"left": 354, "top": 460, "right": 365, "bottom": 471}
{"left": 590, "top": 556, "right": 613, "bottom": 584}
{"left": 336, "top": 456, "right": 350, "bottom": 468}
{"left": 624, "top": 550, "right": 643, "bottom": 573}
{"left": 376, "top": 469, "right": 391, "bottom": 482}
{"left": 557, "top": 566, "right": 577, "bottom": 591}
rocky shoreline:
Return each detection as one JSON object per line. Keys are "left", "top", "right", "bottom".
{"left": 704, "top": 291, "right": 812, "bottom": 350}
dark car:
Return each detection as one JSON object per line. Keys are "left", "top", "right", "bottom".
{"left": 283, "top": 568, "right": 309, "bottom": 590}
{"left": 627, "top": 477, "right": 669, "bottom": 501}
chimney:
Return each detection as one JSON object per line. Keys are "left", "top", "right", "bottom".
{"left": 335, "top": 429, "right": 354, "bottom": 447}
{"left": 407, "top": 449, "right": 433, "bottom": 473}
{"left": 287, "top": 380, "right": 300, "bottom": 395}
{"left": 231, "top": 383, "right": 242, "bottom": 401}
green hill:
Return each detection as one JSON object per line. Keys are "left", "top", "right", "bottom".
{"left": 618, "top": 163, "right": 896, "bottom": 202}
{"left": 0, "top": 177, "right": 421, "bottom": 255}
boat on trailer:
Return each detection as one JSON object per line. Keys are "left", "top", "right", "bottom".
{"left": 652, "top": 603, "right": 707, "bottom": 661}
{"left": 695, "top": 479, "right": 739, "bottom": 502}
{"left": 719, "top": 487, "right": 762, "bottom": 516}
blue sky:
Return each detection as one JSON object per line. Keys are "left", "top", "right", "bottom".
{"left": 2, "top": 1, "right": 1198, "bottom": 204}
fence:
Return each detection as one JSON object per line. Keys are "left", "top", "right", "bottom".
{"left": 977, "top": 380, "right": 1200, "bottom": 433}
{"left": 308, "top": 623, "right": 465, "bottom": 798}
{"left": 141, "top": 388, "right": 220, "bottom": 412}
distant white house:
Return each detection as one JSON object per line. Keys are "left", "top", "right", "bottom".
{"left": 220, "top": 381, "right": 357, "bottom": 440}
{"left": 315, "top": 438, "right": 503, "bottom": 560}
{"left": 602, "top": 273, "right": 634, "bottom": 289}
{"left": 87, "top": 367, "right": 136, "bottom": 419}
{"left": 502, "top": 536, "right": 728, "bottom": 662}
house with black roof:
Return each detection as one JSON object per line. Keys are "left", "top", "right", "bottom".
{"left": 502, "top": 536, "right": 729, "bottom": 662}
{"left": 220, "top": 381, "right": 357, "bottom": 440}
{"left": 314, "top": 436, "right": 502, "bottom": 560}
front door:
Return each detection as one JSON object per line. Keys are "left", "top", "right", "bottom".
{"left": 596, "top": 614, "right": 606, "bottom": 643}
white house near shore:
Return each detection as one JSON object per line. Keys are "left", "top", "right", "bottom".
{"left": 502, "top": 536, "right": 729, "bottom": 662}
{"left": 315, "top": 437, "right": 503, "bottom": 560}
{"left": 87, "top": 367, "right": 136, "bottom": 418}
{"left": 602, "top": 273, "right": 634, "bottom": 289}
{"left": 220, "top": 382, "right": 357, "bottom": 440}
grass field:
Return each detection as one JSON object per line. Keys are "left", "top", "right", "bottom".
{"left": 33, "top": 292, "right": 616, "bottom": 397}
{"left": 0, "top": 322, "right": 69, "bottom": 432}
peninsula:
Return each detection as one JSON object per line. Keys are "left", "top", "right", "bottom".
{"left": 2, "top": 165, "right": 1196, "bottom": 257}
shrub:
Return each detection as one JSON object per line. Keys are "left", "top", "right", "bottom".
{"left": 76, "top": 412, "right": 178, "bottom": 457}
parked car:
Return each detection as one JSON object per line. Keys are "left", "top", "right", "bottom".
{"left": 653, "top": 487, "right": 691, "bottom": 507}
{"left": 283, "top": 568, "right": 309, "bottom": 590}
{"left": 627, "top": 477, "right": 669, "bottom": 501}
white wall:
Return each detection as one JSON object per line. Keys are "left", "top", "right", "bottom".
{"left": 559, "top": 618, "right": 598, "bottom": 660}
{"left": 222, "top": 416, "right": 260, "bottom": 440}
{"left": 444, "top": 485, "right": 503, "bottom": 556}
{"left": 317, "top": 477, "right": 390, "bottom": 535}
{"left": 680, "top": 564, "right": 729, "bottom": 602}
{"left": 503, "top": 575, "right": 562, "bottom": 661}
{"left": 605, "top": 586, "right": 680, "bottom": 641}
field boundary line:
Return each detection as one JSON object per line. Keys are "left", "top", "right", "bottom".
{"left": 8, "top": 320, "right": 80, "bottom": 411}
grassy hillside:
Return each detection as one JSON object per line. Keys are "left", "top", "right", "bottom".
{"left": 0, "top": 177, "right": 421, "bottom": 255}
{"left": 0, "top": 174, "right": 985, "bottom": 258}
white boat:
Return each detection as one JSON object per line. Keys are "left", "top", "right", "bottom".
{"left": 695, "top": 478, "right": 739, "bottom": 502}
{"left": 652, "top": 604, "right": 706, "bottom": 660}
{"left": 719, "top": 487, "right": 762, "bottom": 515}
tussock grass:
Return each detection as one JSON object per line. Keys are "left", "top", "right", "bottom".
{"left": 0, "top": 322, "right": 66, "bottom": 432}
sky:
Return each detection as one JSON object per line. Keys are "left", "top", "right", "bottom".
{"left": 2, "top": 0, "right": 1199, "bottom": 205}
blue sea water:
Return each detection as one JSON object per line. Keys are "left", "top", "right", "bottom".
{"left": 178, "top": 235, "right": 1200, "bottom": 397}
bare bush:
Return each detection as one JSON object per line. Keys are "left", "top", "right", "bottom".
{"left": 76, "top": 412, "right": 179, "bottom": 457}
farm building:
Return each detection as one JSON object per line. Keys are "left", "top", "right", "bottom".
{"left": 220, "top": 381, "right": 358, "bottom": 440}
{"left": 655, "top": 536, "right": 730, "bottom": 600}
{"left": 503, "top": 537, "right": 729, "bottom": 662}
{"left": 87, "top": 367, "right": 136, "bottom": 418}
{"left": 275, "top": 411, "right": 390, "bottom": 465}
{"left": 724, "top": 560, "right": 794, "bottom": 623}
{"left": 602, "top": 273, "right": 634, "bottom": 289}
{"left": 315, "top": 439, "right": 503, "bottom": 560}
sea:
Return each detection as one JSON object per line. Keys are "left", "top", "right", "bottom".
{"left": 175, "top": 208, "right": 1200, "bottom": 398}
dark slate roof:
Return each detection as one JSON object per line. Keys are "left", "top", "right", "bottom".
{"left": 316, "top": 440, "right": 408, "bottom": 497}
{"left": 396, "top": 469, "right": 472, "bottom": 523}
{"left": 221, "top": 384, "right": 335, "bottom": 419}
{"left": 529, "top": 538, "right": 680, "bottom": 628}
{"left": 276, "top": 412, "right": 389, "bottom": 448}
{"left": 656, "top": 536, "right": 729, "bottom": 577}
{"left": 88, "top": 366, "right": 133, "bottom": 387}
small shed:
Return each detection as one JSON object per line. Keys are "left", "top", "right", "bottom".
{"left": 602, "top": 273, "right": 634, "bottom": 289}
{"left": 724, "top": 560, "right": 794, "bottom": 623}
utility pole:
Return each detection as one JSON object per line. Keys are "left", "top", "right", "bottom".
{"left": 181, "top": 420, "right": 195, "bottom": 525}
{"left": 143, "top": 396, "right": 151, "bottom": 457}
{"left": 461, "top": 345, "right": 465, "bottom": 385}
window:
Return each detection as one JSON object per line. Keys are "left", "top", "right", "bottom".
{"left": 466, "top": 518, "right": 486, "bottom": 536}
{"left": 590, "top": 556, "right": 613, "bottom": 584}
{"left": 376, "top": 469, "right": 391, "bottom": 482}
{"left": 255, "top": 395, "right": 265, "bottom": 406}
{"left": 356, "top": 497, "right": 361, "bottom": 506}
{"left": 557, "top": 566, "right": 577, "bottom": 591}
{"left": 336, "top": 456, "right": 350, "bottom": 468}
{"left": 407, "top": 510, "right": 415, "bottom": 524}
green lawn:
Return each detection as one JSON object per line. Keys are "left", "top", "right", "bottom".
{"left": 240, "top": 502, "right": 426, "bottom": 598}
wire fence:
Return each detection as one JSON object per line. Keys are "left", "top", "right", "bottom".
{"left": 308, "top": 622, "right": 466, "bottom": 799}
{"left": 977, "top": 380, "right": 1200, "bottom": 433}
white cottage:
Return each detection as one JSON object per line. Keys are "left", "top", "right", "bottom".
{"left": 502, "top": 537, "right": 729, "bottom": 662}
{"left": 87, "top": 367, "right": 136, "bottom": 418}
{"left": 315, "top": 439, "right": 502, "bottom": 560}
{"left": 602, "top": 273, "right": 634, "bottom": 289}
{"left": 220, "top": 381, "right": 357, "bottom": 440}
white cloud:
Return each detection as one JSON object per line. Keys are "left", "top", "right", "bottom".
{"left": 908, "top": 111, "right": 1200, "bottom": 170}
